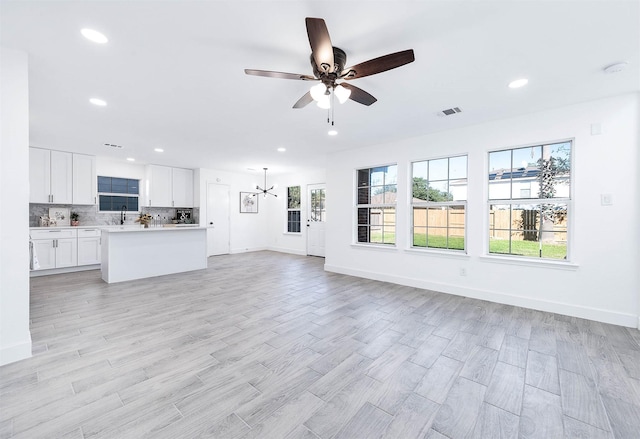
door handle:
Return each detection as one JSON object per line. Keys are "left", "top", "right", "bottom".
{"left": 209, "top": 222, "right": 213, "bottom": 225}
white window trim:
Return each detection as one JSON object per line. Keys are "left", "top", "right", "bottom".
{"left": 485, "top": 139, "right": 574, "bottom": 262}
{"left": 410, "top": 155, "right": 468, "bottom": 253}
{"left": 285, "top": 185, "right": 302, "bottom": 233}
{"left": 354, "top": 164, "right": 398, "bottom": 246}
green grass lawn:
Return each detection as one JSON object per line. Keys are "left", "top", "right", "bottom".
{"left": 413, "top": 234, "right": 464, "bottom": 250}
{"left": 489, "top": 239, "right": 567, "bottom": 259}
{"left": 370, "top": 231, "right": 566, "bottom": 259}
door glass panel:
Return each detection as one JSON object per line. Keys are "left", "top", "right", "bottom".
{"left": 310, "top": 189, "right": 326, "bottom": 222}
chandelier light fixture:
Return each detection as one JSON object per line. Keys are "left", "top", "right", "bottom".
{"left": 255, "top": 167, "right": 277, "bottom": 198}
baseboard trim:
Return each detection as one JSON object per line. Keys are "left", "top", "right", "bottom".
{"left": 0, "top": 336, "right": 32, "bottom": 366}
{"left": 324, "top": 264, "right": 638, "bottom": 328}
{"left": 267, "top": 246, "right": 307, "bottom": 256}
{"left": 230, "top": 246, "right": 268, "bottom": 254}
{"left": 30, "top": 265, "right": 99, "bottom": 277}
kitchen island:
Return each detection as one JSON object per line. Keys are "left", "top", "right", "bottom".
{"left": 101, "top": 226, "right": 207, "bottom": 283}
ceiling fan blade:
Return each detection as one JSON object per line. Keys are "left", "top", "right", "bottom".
{"left": 293, "top": 91, "right": 314, "bottom": 109}
{"left": 244, "top": 69, "right": 316, "bottom": 81}
{"left": 339, "top": 83, "right": 377, "bottom": 106}
{"left": 341, "top": 49, "right": 415, "bottom": 80}
{"left": 306, "top": 17, "right": 334, "bottom": 73}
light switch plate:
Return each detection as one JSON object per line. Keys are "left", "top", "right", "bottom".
{"left": 601, "top": 194, "right": 613, "bottom": 205}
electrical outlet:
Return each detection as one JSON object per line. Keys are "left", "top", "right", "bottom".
{"left": 601, "top": 194, "right": 613, "bottom": 206}
{"left": 459, "top": 267, "right": 467, "bottom": 276}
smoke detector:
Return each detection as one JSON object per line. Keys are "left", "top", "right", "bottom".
{"left": 603, "top": 62, "right": 627, "bottom": 74}
{"left": 438, "top": 107, "right": 462, "bottom": 117}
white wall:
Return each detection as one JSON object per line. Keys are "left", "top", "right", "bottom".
{"left": 0, "top": 49, "right": 32, "bottom": 365}
{"left": 325, "top": 93, "right": 640, "bottom": 328}
{"left": 197, "top": 168, "right": 270, "bottom": 254}
{"left": 96, "top": 157, "right": 146, "bottom": 180}
{"left": 265, "top": 169, "right": 326, "bottom": 255}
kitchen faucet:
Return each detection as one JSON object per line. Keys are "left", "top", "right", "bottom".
{"left": 120, "top": 205, "right": 127, "bottom": 225}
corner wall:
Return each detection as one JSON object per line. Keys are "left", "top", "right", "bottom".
{"left": 196, "top": 168, "right": 271, "bottom": 254}
{"left": 1, "top": 48, "right": 32, "bottom": 365}
{"left": 265, "top": 169, "right": 326, "bottom": 256}
{"left": 325, "top": 93, "right": 640, "bottom": 328}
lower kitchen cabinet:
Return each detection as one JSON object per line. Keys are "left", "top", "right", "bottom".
{"left": 30, "top": 227, "right": 101, "bottom": 272}
{"left": 30, "top": 229, "right": 78, "bottom": 269}
{"left": 77, "top": 228, "right": 101, "bottom": 266}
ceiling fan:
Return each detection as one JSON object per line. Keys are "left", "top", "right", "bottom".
{"left": 245, "top": 17, "right": 415, "bottom": 110}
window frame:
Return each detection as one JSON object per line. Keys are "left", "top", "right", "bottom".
{"left": 286, "top": 185, "right": 301, "bottom": 233}
{"left": 486, "top": 139, "right": 573, "bottom": 262}
{"left": 410, "top": 154, "right": 468, "bottom": 253}
{"left": 355, "top": 163, "right": 398, "bottom": 246}
{"left": 97, "top": 176, "right": 140, "bottom": 213}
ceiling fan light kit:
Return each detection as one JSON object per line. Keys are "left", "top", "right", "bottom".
{"left": 245, "top": 17, "right": 415, "bottom": 121}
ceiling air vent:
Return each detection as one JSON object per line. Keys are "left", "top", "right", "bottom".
{"left": 104, "top": 143, "right": 123, "bottom": 149}
{"left": 438, "top": 107, "right": 462, "bottom": 117}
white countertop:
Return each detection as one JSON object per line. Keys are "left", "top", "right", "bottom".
{"left": 102, "top": 225, "right": 205, "bottom": 233}
{"left": 31, "top": 224, "right": 200, "bottom": 231}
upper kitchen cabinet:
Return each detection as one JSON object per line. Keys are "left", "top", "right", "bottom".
{"left": 172, "top": 167, "right": 194, "bottom": 208}
{"left": 29, "top": 147, "right": 72, "bottom": 204}
{"left": 72, "top": 153, "right": 97, "bottom": 205}
{"left": 146, "top": 165, "right": 193, "bottom": 207}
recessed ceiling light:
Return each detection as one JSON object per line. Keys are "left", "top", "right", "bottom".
{"left": 154, "top": 148, "right": 164, "bottom": 152}
{"left": 603, "top": 62, "right": 628, "bottom": 74}
{"left": 328, "top": 130, "right": 338, "bottom": 136}
{"left": 126, "top": 157, "right": 135, "bottom": 162}
{"left": 508, "top": 78, "right": 528, "bottom": 89}
{"left": 81, "top": 28, "right": 108, "bottom": 44}
{"left": 277, "top": 147, "right": 286, "bottom": 152}
{"left": 89, "top": 98, "right": 107, "bottom": 106}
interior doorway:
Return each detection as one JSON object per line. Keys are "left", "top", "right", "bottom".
{"left": 206, "top": 182, "right": 230, "bottom": 256}
{"left": 307, "top": 184, "right": 326, "bottom": 257}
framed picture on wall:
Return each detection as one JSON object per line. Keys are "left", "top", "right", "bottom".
{"left": 240, "top": 192, "right": 258, "bottom": 213}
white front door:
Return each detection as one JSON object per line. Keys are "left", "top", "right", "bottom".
{"left": 206, "top": 183, "right": 230, "bottom": 256}
{"left": 307, "top": 184, "right": 326, "bottom": 257}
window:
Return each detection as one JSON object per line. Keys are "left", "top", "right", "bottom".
{"left": 310, "top": 187, "right": 326, "bottom": 222}
{"left": 98, "top": 176, "right": 139, "bottom": 212}
{"left": 356, "top": 165, "right": 397, "bottom": 244}
{"left": 412, "top": 155, "right": 467, "bottom": 251}
{"left": 287, "top": 186, "right": 301, "bottom": 233}
{"left": 488, "top": 141, "right": 571, "bottom": 260}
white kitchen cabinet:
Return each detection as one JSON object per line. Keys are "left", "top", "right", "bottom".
{"left": 172, "top": 167, "right": 194, "bottom": 207}
{"left": 72, "top": 153, "right": 97, "bottom": 205}
{"left": 29, "top": 148, "right": 73, "bottom": 204}
{"left": 33, "top": 239, "right": 56, "bottom": 270}
{"left": 146, "top": 165, "right": 173, "bottom": 207}
{"left": 77, "top": 228, "right": 101, "bottom": 266}
{"left": 30, "top": 228, "right": 78, "bottom": 270}
{"left": 146, "top": 165, "right": 193, "bottom": 207}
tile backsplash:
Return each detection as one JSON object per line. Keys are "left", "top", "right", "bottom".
{"left": 30, "top": 204, "right": 199, "bottom": 227}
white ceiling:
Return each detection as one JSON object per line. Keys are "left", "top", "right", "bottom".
{"left": 2, "top": 1, "right": 638, "bottom": 176}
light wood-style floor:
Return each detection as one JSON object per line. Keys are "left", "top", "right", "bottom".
{"left": 2, "top": 251, "right": 640, "bottom": 438}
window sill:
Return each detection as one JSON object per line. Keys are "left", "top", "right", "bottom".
{"left": 282, "top": 232, "right": 302, "bottom": 236}
{"left": 351, "top": 243, "right": 398, "bottom": 252}
{"left": 479, "top": 254, "right": 579, "bottom": 270}
{"left": 404, "top": 248, "right": 470, "bottom": 259}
